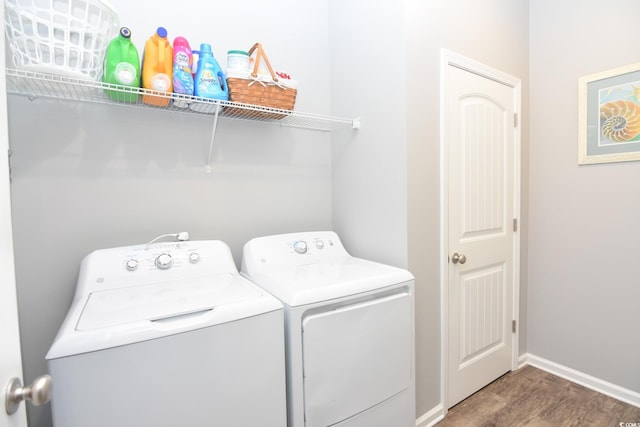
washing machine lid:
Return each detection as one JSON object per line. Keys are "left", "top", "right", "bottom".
{"left": 77, "top": 273, "right": 259, "bottom": 330}
{"left": 47, "top": 273, "right": 282, "bottom": 358}
{"left": 243, "top": 257, "right": 413, "bottom": 306}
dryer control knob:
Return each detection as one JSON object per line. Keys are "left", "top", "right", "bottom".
{"left": 155, "top": 253, "right": 173, "bottom": 270}
{"left": 125, "top": 259, "right": 138, "bottom": 271}
{"left": 293, "top": 240, "right": 308, "bottom": 254}
{"left": 189, "top": 252, "right": 200, "bottom": 264}
{"left": 315, "top": 240, "right": 324, "bottom": 249}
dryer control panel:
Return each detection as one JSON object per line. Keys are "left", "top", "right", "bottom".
{"left": 242, "top": 231, "right": 350, "bottom": 269}
{"left": 291, "top": 235, "right": 333, "bottom": 255}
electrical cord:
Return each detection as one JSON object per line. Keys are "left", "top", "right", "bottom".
{"left": 144, "top": 232, "right": 190, "bottom": 249}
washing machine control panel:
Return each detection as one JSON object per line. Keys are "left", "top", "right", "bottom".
{"left": 122, "top": 243, "right": 203, "bottom": 272}
{"left": 74, "top": 240, "right": 238, "bottom": 294}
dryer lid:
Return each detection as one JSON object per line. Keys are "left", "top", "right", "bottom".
{"left": 243, "top": 257, "right": 414, "bottom": 306}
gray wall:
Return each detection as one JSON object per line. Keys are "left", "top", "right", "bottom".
{"left": 528, "top": 0, "right": 640, "bottom": 392}
{"left": 405, "top": 0, "right": 530, "bottom": 416}
{"left": 13, "top": 1, "right": 640, "bottom": 427}
{"left": 328, "top": 1, "right": 408, "bottom": 268}
{"left": 9, "top": 1, "right": 530, "bottom": 425}
{"left": 9, "top": 2, "right": 336, "bottom": 426}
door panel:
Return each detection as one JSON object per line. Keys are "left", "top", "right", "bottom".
{"left": 446, "top": 63, "right": 517, "bottom": 407}
{"left": 1, "top": 3, "right": 28, "bottom": 424}
{"left": 460, "top": 98, "right": 506, "bottom": 239}
{"left": 459, "top": 263, "right": 505, "bottom": 368}
{"left": 302, "top": 292, "right": 412, "bottom": 427}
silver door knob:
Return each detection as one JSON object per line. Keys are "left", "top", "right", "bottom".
{"left": 451, "top": 252, "right": 467, "bottom": 264}
{"left": 5, "top": 375, "right": 52, "bottom": 415}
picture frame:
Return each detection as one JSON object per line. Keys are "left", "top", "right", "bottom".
{"left": 578, "top": 62, "right": 640, "bottom": 165}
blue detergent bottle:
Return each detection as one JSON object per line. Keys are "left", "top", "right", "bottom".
{"left": 193, "top": 43, "right": 229, "bottom": 101}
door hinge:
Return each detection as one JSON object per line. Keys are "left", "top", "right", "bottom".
{"left": 512, "top": 320, "right": 517, "bottom": 333}
{"left": 513, "top": 218, "right": 518, "bottom": 232}
{"left": 514, "top": 113, "right": 518, "bottom": 127}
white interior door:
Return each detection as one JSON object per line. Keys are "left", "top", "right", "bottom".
{"left": 443, "top": 53, "right": 520, "bottom": 408}
{"left": 1, "top": 5, "right": 28, "bottom": 424}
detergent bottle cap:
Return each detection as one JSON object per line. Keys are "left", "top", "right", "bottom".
{"left": 199, "top": 43, "right": 213, "bottom": 56}
{"left": 174, "top": 36, "right": 190, "bottom": 47}
{"left": 119, "top": 27, "right": 131, "bottom": 39}
{"left": 156, "top": 27, "right": 168, "bottom": 38}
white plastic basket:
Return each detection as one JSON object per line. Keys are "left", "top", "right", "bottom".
{"left": 5, "top": 0, "right": 119, "bottom": 81}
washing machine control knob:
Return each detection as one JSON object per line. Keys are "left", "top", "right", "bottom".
{"left": 315, "top": 240, "right": 324, "bottom": 249}
{"left": 189, "top": 252, "right": 200, "bottom": 264}
{"left": 155, "top": 253, "right": 173, "bottom": 270}
{"left": 293, "top": 240, "right": 308, "bottom": 254}
{"left": 125, "top": 259, "right": 138, "bottom": 271}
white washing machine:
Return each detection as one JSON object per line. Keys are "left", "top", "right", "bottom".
{"left": 46, "top": 238, "right": 287, "bottom": 427}
{"left": 241, "top": 231, "right": 415, "bottom": 427}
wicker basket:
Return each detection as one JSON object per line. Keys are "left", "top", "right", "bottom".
{"left": 5, "top": 0, "right": 119, "bottom": 81}
{"left": 226, "top": 43, "right": 297, "bottom": 120}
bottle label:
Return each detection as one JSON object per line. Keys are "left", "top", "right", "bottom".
{"left": 172, "top": 50, "right": 194, "bottom": 95}
{"left": 173, "top": 69, "right": 194, "bottom": 95}
{"left": 151, "top": 73, "right": 171, "bottom": 91}
{"left": 115, "top": 62, "right": 136, "bottom": 85}
{"left": 198, "top": 69, "right": 222, "bottom": 96}
{"left": 174, "top": 51, "right": 190, "bottom": 68}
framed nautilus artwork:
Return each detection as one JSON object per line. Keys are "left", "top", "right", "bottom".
{"left": 578, "top": 62, "right": 640, "bottom": 164}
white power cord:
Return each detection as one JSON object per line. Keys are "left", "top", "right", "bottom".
{"left": 145, "top": 232, "right": 190, "bottom": 249}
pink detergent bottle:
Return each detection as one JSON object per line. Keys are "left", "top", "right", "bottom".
{"left": 172, "top": 36, "right": 194, "bottom": 97}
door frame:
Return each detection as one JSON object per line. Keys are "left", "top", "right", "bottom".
{"left": 439, "top": 49, "right": 521, "bottom": 411}
{"left": 1, "top": 3, "right": 28, "bottom": 425}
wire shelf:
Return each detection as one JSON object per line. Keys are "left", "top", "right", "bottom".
{"left": 5, "top": 68, "right": 359, "bottom": 132}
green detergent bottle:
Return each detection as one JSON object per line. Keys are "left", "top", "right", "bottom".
{"left": 103, "top": 27, "right": 141, "bottom": 103}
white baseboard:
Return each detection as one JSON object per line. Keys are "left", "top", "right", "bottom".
{"left": 415, "top": 353, "right": 639, "bottom": 427}
{"left": 518, "top": 352, "right": 528, "bottom": 369}
{"left": 415, "top": 403, "right": 444, "bottom": 427}
{"left": 522, "top": 353, "right": 640, "bottom": 408}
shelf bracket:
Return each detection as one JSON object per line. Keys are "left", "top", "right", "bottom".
{"left": 205, "top": 104, "right": 221, "bottom": 173}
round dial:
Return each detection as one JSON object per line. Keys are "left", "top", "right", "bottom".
{"left": 125, "top": 259, "right": 138, "bottom": 271}
{"left": 189, "top": 252, "right": 200, "bottom": 264}
{"left": 155, "top": 253, "right": 173, "bottom": 270}
{"left": 315, "top": 240, "right": 324, "bottom": 249}
{"left": 293, "top": 240, "right": 308, "bottom": 254}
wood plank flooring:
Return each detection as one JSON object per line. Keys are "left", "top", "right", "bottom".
{"left": 436, "top": 365, "right": 640, "bottom": 427}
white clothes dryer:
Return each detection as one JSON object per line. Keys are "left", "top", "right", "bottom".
{"left": 241, "top": 231, "right": 415, "bottom": 427}
{"left": 46, "top": 239, "right": 287, "bottom": 427}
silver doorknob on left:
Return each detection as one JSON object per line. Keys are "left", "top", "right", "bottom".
{"left": 451, "top": 252, "right": 467, "bottom": 264}
{"left": 5, "top": 375, "right": 52, "bottom": 415}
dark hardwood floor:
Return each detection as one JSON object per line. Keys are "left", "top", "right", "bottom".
{"left": 436, "top": 365, "right": 640, "bottom": 427}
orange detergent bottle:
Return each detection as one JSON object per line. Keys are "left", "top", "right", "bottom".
{"left": 141, "top": 27, "right": 173, "bottom": 106}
